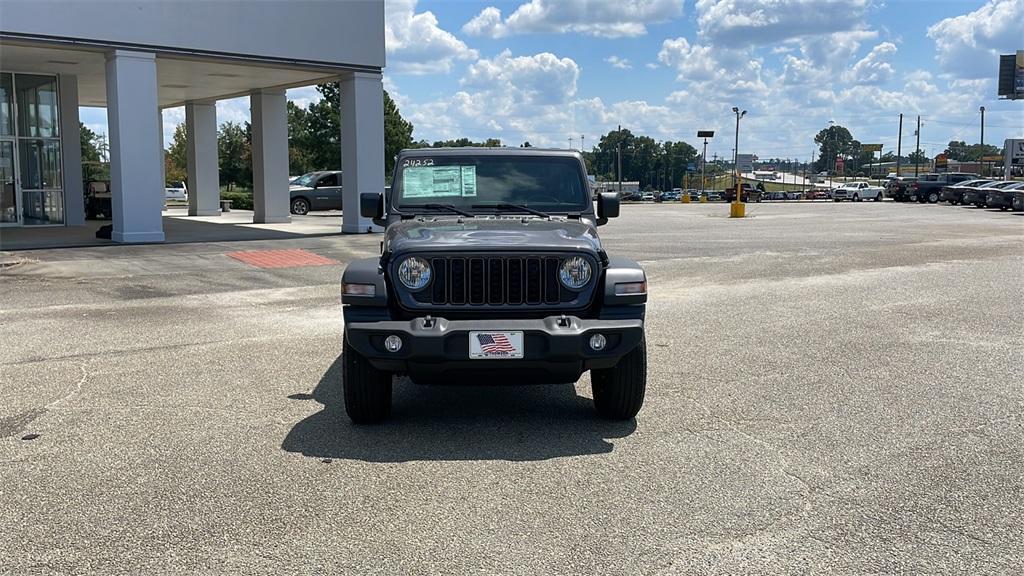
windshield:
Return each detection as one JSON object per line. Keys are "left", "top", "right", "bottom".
{"left": 293, "top": 173, "right": 317, "bottom": 187}
{"left": 392, "top": 155, "right": 589, "bottom": 213}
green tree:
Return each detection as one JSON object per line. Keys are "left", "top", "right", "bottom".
{"left": 80, "top": 123, "right": 105, "bottom": 182}
{"left": 218, "top": 121, "right": 250, "bottom": 190}
{"left": 166, "top": 123, "right": 188, "bottom": 185}
{"left": 287, "top": 84, "right": 415, "bottom": 177}
{"left": 907, "top": 150, "right": 929, "bottom": 165}
{"left": 383, "top": 90, "right": 413, "bottom": 175}
{"left": 813, "top": 124, "right": 854, "bottom": 173}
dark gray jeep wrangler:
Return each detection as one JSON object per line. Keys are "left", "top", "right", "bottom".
{"left": 341, "top": 148, "right": 647, "bottom": 423}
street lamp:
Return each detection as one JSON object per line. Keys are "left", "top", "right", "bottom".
{"left": 980, "top": 106, "right": 986, "bottom": 176}
{"left": 731, "top": 107, "right": 746, "bottom": 218}
{"left": 697, "top": 130, "right": 714, "bottom": 201}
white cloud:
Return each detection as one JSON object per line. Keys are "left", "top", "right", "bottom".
{"left": 926, "top": 0, "right": 1024, "bottom": 79}
{"left": 657, "top": 37, "right": 717, "bottom": 81}
{"left": 780, "top": 30, "right": 879, "bottom": 85}
{"left": 845, "top": 42, "right": 897, "bottom": 84}
{"left": 694, "top": 0, "right": 869, "bottom": 45}
{"left": 386, "top": 0, "right": 478, "bottom": 74}
{"left": 605, "top": 55, "right": 633, "bottom": 69}
{"left": 463, "top": 0, "right": 683, "bottom": 38}
{"left": 462, "top": 50, "right": 579, "bottom": 106}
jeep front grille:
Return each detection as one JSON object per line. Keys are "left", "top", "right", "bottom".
{"left": 422, "top": 256, "right": 568, "bottom": 307}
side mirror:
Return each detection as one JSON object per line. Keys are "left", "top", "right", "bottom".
{"left": 360, "top": 191, "right": 384, "bottom": 222}
{"left": 597, "top": 192, "right": 619, "bottom": 225}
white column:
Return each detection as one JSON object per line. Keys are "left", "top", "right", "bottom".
{"left": 185, "top": 101, "right": 221, "bottom": 216}
{"left": 58, "top": 74, "right": 84, "bottom": 226}
{"left": 340, "top": 72, "right": 384, "bottom": 233}
{"left": 250, "top": 88, "right": 289, "bottom": 223}
{"left": 158, "top": 110, "right": 165, "bottom": 203}
{"left": 105, "top": 50, "right": 164, "bottom": 242}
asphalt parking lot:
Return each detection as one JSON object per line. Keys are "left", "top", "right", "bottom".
{"left": 2, "top": 202, "right": 1022, "bottom": 574}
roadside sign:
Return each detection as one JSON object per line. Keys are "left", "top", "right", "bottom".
{"left": 981, "top": 155, "right": 1003, "bottom": 162}
{"left": 862, "top": 144, "right": 883, "bottom": 153}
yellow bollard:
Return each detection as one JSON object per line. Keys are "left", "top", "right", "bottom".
{"left": 681, "top": 194, "right": 690, "bottom": 203}
{"left": 729, "top": 200, "right": 745, "bottom": 218}
{"left": 700, "top": 195, "right": 707, "bottom": 203}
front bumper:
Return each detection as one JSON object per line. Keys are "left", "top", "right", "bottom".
{"left": 345, "top": 315, "right": 644, "bottom": 383}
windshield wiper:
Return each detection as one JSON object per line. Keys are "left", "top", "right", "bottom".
{"left": 472, "top": 203, "right": 550, "bottom": 219}
{"left": 402, "top": 203, "right": 475, "bottom": 217}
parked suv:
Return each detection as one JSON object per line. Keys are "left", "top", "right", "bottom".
{"left": 289, "top": 170, "right": 343, "bottom": 215}
{"left": 341, "top": 148, "right": 648, "bottom": 423}
{"left": 885, "top": 176, "right": 917, "bottom": 201}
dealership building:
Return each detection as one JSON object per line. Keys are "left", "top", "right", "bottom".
{"left": 0, "top": 0, "right": 384, "bottom": 241}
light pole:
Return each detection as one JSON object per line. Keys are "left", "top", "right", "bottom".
{"left": 731, "top": 107, "right": 747, "bottom": 218}
{"left": 697, "top": 130, "right": 714, "bottom": 202}
{"left": 828, "top": 119, "right": 835, "bottom": 190}
{"left": 979, "top": 106, "right": 985, "bottom": 176}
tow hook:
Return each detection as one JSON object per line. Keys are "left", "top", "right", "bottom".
{"left": 556, "top": 315, "right": 570, "bottom": 328}
{"left": 422, "top": 315, "right": 435, "bottom": 328}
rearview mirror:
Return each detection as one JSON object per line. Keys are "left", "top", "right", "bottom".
{"left": 597, "top": 192, "right": 619, "bottom": 225}
{"left": 360, "top": 192, "right": 383, "bottom": 221}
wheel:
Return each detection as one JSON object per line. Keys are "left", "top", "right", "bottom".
{"left": 342, "top": 332, "right": 393, "bottom": 424}
{"left": 927, "top": 192, "right": 939, "bottom": 203}
{"left": 909, "top": 194, "right": 918, "bottom": 202}
{"left": 290, "top": 197, "right": 310, "bottom": 215}
{"left": 999, "top": 206, "right": 1008, "bottom": 211}
{"left": 591, "top": 336, "right": 646, "bottom": 420}
{"left": 874, "top": 193, "right": 882, "bottom": 202}
{"left": 853, "top": 193, "right": 860, "bottom": 202}
{"left": 833, "top": 198, "right": 841, "bottom": 202}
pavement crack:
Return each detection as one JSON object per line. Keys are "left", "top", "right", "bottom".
{"left": 46, "top": 360, "right": 91, "bottom": 409}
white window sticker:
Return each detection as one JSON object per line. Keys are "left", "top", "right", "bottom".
{"left": 403, "top": 165, "right": 478, "bottom": 199}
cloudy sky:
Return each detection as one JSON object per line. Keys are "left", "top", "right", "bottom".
{"left": 84, "top": 0, "right": 1024, "bottom": 163}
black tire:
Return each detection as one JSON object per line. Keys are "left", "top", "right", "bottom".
{"left": 927, "top": 192, "right": 939, "bottom": 203}
{"left": 853, "top": 193, "right": 860, "bottom": 202}
{"left": 874, "top": 193, "right": 882, "bottom": 202}
{"left": 591, "top": 336, "right": 646, "bottom": 420}
{"left": 342, "top": 332, "right": 392, "bottom": 424}
{"left": 833, "top": 198, "right": 841, "bottom": 202}
{"left": 909, "top": 194, "right": 918, "bottom": 202}
{"left": 290, "top": 197, "right": 310, "bottom": 215}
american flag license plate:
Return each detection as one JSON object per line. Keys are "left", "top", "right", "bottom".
{"left": 469, "top": 331, "right": 524, "bottom": 359}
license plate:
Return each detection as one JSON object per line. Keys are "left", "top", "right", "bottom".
{"left": 469, "top": 331, "right": 524, "bottom": 359}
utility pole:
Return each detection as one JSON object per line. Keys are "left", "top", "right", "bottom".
{"left": 896, "top": 113, "right": 903, "bottom": 176}
{"left": 581, "top": 134, "right": 585, "bottom": 153}
{"left": 616, "top": 124, "right": 623, "bottom": 194}
{"left": 915, "top": 115, "right": 921, "bottom": 178}
{"left": 568, "top": 136, "right": 574, "bottom": 150}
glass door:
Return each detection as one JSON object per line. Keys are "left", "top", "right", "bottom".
{"left": 0, "top": 139, "right": 18, "bottom": 225}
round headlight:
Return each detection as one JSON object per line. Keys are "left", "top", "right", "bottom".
{"left": 398, "top": 256, "right": 431, "bottom": 290}
{"left": 559, "top": 256, "right": 592, "bottom": 290}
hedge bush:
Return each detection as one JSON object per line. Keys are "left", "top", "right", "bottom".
{"left": 220, "top": 191, "right": 253, "bottom": 210}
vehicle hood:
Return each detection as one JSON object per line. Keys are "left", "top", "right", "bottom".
{"left": 385, "top": 217, "right": 602, "bottom": 255}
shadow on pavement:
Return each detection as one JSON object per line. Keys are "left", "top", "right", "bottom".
{"left": 281, "top": 355, "right": 636, "bottom": 462}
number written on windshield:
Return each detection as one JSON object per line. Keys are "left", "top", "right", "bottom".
{"left": 402, "top": 158, "right": 434, "bottom": 167}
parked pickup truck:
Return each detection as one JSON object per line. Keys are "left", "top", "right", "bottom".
{"left": 832, "top": 181, "right": 884, "bottom": 202}
{"left": 723, "top": 182, "right": 762, "bottom": 203}
{"left": 904, "top": 172, "right": 978, "bottom": 203}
